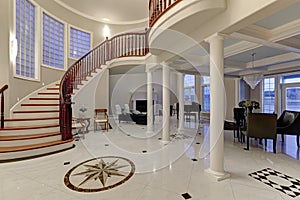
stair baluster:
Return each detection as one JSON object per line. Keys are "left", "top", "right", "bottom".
{"left": 59, "top": 31, "right": 149, "bottom": 140}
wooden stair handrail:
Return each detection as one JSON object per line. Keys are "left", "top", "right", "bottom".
{"left": 59, "top": 31, "right": 149, "bottom": 140}
{"left": 1, "top": 84, "right": 8, "bottom": 128}
{"left": 149, "top": 0, "right": 182, "bottom": 27}
{"left": 0, "top": 85, "right": 8, "bottom": 94}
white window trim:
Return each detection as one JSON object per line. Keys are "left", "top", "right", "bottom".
{"left": 68, "top": 24, "right": 93, "bottom": 60}
{"left": 261, "top": 76, "right": 276, "bottom": 114}
{"left": 13, "top": 0, "right": 41, "bottom": 81}
{"left": 41, "top": 8, "right": 67, "bottom": 71}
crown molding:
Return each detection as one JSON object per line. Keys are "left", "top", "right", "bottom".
{"left": 53, "top": 0, "right": 148, "bottom": 25}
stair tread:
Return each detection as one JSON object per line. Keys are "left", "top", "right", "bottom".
{"left": 0, "top": 139, "right": 74, "bottom": 153}
{"left": 5, "top": 117, "right": 59, "bottom": 122}
{"left": 47, "top": 88, "right": 59, "bottom": 90}
{"left": 29, "top": 97, "right": 59, "bottom": 100}
{"left": 13, "top": 110, "right": 59, "bottom": 113}
{"left": 0, "top": 132, "right": 61, "bottom": 141}
{"left": 21, "top": 103, "right": 59, "bottom": 106}
{"left": 0, "top": 124, "right": 59, "bottom": 130}
{"left": 38, "top": 92, "right": 59, "bottom": 95}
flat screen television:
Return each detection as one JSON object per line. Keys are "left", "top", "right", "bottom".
{"left": 136, "top": 100, "right": 147, "bottom": 112}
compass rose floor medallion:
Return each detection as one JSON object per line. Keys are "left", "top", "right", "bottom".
{"left": 64, "top": 156, "right": 135, "bottom": 192}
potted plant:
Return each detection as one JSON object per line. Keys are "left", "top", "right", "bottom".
{"left": 238, "top": 100, "right": 260, "bottom": 113}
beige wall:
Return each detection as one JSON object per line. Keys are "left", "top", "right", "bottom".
{"left": 224, "top": 78, "right": 237, "bottom": 120}
{"left": 4, "top": 0, "right": 147, "bottom": 111}
{"left": 95, "top": 69, "right": 109, "bottom": 113}
{"left": 0, "top": 0, "right": 10, "bottom": 117}
{"left": 250, "top": 82, "right": 262, "bottom": 112}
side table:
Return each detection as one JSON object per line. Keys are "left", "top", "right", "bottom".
{"left": 77, "top": 117, "right": 91, "bottom": 133}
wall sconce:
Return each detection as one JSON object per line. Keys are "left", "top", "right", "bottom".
{"left": 102, "top": 25, "right": 111, "bottom": 39}
{"left": 10, "top": 37, "right": 18, "bottom": 62}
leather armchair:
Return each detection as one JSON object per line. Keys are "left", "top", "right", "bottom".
{"left": 277, "top": 110, "right": 300, "bottom": 148}
{"left": 244, "top": 113, "right": 277, "bottom": 153}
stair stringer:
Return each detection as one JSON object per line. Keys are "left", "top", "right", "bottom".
{"left": 9, "top": 81, "right": 60, "bottom": 117}
{"left": 71, "top": 66, "right": 107, "bottom": 130}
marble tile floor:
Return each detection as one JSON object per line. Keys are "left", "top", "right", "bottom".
{"left": 0, "top": 118, "right": 300, "bottom": 200}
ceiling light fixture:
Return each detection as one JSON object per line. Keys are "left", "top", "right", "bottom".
{"left": 243, "top": 53, "right": 263, "bottom": 89}
{"left": 102, "top": 25, "right": 111, "bottom": 39}
{"left": 102, "top": 18, "right": 110, "bottom": 22}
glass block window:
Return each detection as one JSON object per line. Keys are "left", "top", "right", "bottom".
{"left": 70, "top": 27, "right": 91, "bottom": 59}
{"left": 184, "top": 74, "right": 195, "bottom": 103}
{"left": 42, "top": 12, "right": 65, "bottom": 69}
{"left": 262, "top": 77, "right": 275, "bottom": 113}
{"left": 15, "top": 0, "right": 36, "bottom": 78}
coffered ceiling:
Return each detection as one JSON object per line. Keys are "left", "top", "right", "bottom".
{"left": 169, "top": 1, "right": 300, "bottom": 77}
{"left": 221, "top": 1, "right": 300, "bottom": 77}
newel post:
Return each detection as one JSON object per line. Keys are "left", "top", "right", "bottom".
{"left": 1, "top": 92, "right": 4, "bottom": 128}
{"left": 0, "top": 85, "right": 8, "bottom": 129}
{"left": 62, "top": 94, "right": 73, "bottom": 140}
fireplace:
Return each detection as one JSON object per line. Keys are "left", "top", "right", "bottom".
{"left": 135, "top": 100, "right": 147, "bottom": 112}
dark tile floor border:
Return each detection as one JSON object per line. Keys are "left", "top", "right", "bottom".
{"left": 249, "top": 168, "right": 300, "bottom": 198}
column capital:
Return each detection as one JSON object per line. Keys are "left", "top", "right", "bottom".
{"left": 205, "top": 33, "right": 226, "bottom": 43}
{"left": 146, "top": 63, "right": 161, "bottom": 73}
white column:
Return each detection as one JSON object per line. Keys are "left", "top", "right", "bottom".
{"left": 178, "top": 72, "right": 184, "bottom": 132}
{"left": 206, "top": 34, "right": 230, "bottom": 181}
{"left": 147, "top": 70, "right": 154, "bottom": 133}
{"left": 162, "top": 63, "right": 170, "bottom": 142}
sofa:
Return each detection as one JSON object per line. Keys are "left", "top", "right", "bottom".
{"left": 118, "top": 110, "right": 147, "bottom": 125}
{"left": 277, "top": 110, "right": 300, "bottom": 148}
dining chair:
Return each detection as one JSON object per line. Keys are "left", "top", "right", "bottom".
{"left": 94, "top": 109, "right": 109, "bottom": 131}
{"left": 224, "top": 107, "right": 246, "bottom": 142}
{"left": 244, "top": 113, "right": 277, "bottom": 153}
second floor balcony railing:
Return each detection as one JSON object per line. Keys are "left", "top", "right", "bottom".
{"left": 149, "top": 0, "right": 182, "bottom": 27}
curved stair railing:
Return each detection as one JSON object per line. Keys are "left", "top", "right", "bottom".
{"left": 59, "top": 31, "right": 149, "bottom": 140}
{"left": 0, "top": 84, "right": 8, "bottom": 128}
{"left": 149, "top": 0, "right": 182, "bottom": 27}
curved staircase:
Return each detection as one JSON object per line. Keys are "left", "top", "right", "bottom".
{"left": 0, "top": 82, "right": 74, "bottom": 162}
{"left": 0, "top": 31, "right": 149, "bottom": 162}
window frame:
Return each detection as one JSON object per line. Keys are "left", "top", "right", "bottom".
{"left": 184, "top": 74, "right": 195, "bottom": 103}
{"left": 13, "top": 0, "right": 41, "bottom": 81}
{"left": 68, "top": 24, "right": 93, "bottom": 60}
{"left": 262, "top": 76, "right": 276, "bottom": 114}
{"left": 41, "top": 9, "right": 67, "bottom": 71}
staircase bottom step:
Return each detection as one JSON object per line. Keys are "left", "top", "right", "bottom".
{"left": 0, "top": 139, "right": 74, "bottom": 162}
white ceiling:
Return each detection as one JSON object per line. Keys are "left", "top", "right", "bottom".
{"left": 188, "top": 1, "right": 300, "bottom": 77}
{"left": 54, "top": 0, "right": 148, "bottom": 24}
{"left": 226, "top": 46, "right": 289, "bottom": 63}
{"left": 54, "top": 0, "right": 300, "bottom": 77}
